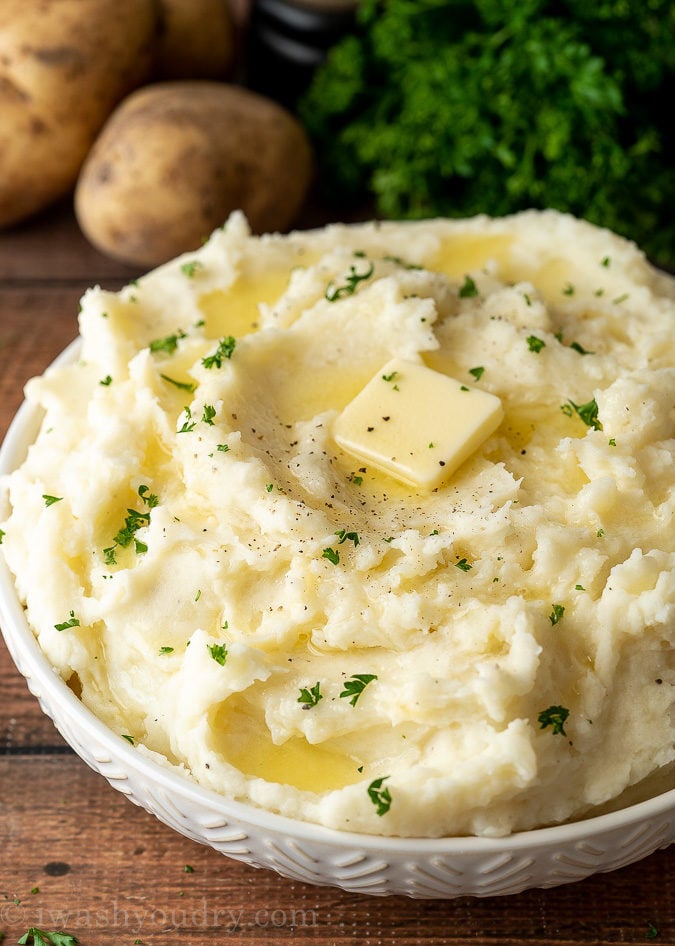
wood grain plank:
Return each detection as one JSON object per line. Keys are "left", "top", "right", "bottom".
{"left": 0, "top": 640, "right": 70, "bottom": 751}
{"left": 0, "top": 287, "right": 81, "bottom": 441}
{"left": 0, "top": 202, "right": 140, "bottom": 284}
{"left": 0, "top": 756, "right": 672, "bottom": 946}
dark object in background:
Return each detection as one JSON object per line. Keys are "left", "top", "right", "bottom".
{"left": 245, "top": 0, "right": 358, "bottom": 110}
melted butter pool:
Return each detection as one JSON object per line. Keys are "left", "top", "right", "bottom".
{"left": 213, "top": 698, "right": 364, "bottom": 792}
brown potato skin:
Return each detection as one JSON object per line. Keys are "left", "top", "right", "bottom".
{"left": 153, "top": 0, "right": 237, "bottom": 80}
{"left": 75, "top": 81, "right": 314, "bottom": 268}
{"left": 0, "top": 0, "right": 157, "bottom": 229}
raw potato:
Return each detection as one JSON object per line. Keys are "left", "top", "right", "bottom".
{"left": 0, "top": 0, "right": 157, "bottom": 229}
{"left": 74, "top": 81, "right": 314, "bottom": 267}
{"left": 153, "top": 0, "right": 237, "bottom": 80}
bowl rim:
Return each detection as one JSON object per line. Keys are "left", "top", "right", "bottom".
{"left": 2, "top": 337, "right": 675, "bottom": 856}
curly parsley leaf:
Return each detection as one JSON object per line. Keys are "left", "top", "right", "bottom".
{"left": 150, "top": 330, "right": 186, "bottom": 354}
{"left": 181, "top": 260, "right": 203, "bottom": 278}
{"left": 561, "top": 397, "right": 602, "bottom": 430}
{"left": 104, "top": 485, "right": 158, "bottom": 563}
{"left": 458, "top": 275, "right": 478, "bottom": 298}
{"left": 549, "top": 603, "right": 565, "bottom": 625}
{"left": 202, "top": 336, "right": 236, "bottom": 368}
{"left": 298, "top": 681, "right": 323, "bottom": 707}
{"left": 207, "top": 642, "right": 228, "bottom": 665}
{"left": 54, "top": 610, "right": 80, "bottom": 632}
{"left": 537, "top": 704, "right": 570, "bottom": 736}
{"left": 325, "top": 259, "right": 375, "bottom": 301}
{"left": 340, "top": 673, "right": 378, "bottom": 706}
{"left": 18, "top": 929, "right": 79, "bottom": 946}
{"left": 367, "top": 776, "right": 392, "bottom": 815}
{"left": 322, "top": 547, "right": 340, "bottom": 565}
{"left": 527, "top": 335, "right": 546, "bottom": 353}
{"left": 161, "top": 373, "right": 196, "bottom": 393}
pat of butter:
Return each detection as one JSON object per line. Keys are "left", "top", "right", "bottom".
{"left": 333, "top": 358, "right": 503, "bottom": 489}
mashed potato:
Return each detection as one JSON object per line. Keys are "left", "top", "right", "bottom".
{"left": 2, "top": 210, "right": 674, "bottom": 837}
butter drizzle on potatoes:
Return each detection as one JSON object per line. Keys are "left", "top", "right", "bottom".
{"left": 1, "top": 211, "right": 674, "bottom": 838}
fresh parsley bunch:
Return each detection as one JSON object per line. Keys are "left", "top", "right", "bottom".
{"left": 300, "top": 0, "right": 675, "bottom": 268}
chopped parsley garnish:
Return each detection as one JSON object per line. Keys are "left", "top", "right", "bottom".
{"left": 177, "top": 406, "right": 196, "bottom": 433}
{"left": 537, "top": 704, "right": 569, "bottom": 736}
{"left": 18, "top": 929, "right": 79, "bottom": 946}
{"left": 349, "top": 474, "right": 364, "bottom": 486}
{"left": 202, "top": 404, "right": 216, "bottom": 425}
{"left": 116, "top": 510, "right": 150, "bottom": 545}
{"left": 298, "top": 681, "right": 323, "bottom": 707}
{"left": 99, "top": 375, "right": 113, "bottom": 386}
{"left": 340, "top": 673, "right": 377, "bottom": 706}
{"left": 381, "top": 370, "right": 399, "bottom": 388}
{"left": 202, "top": 336, "right": 236, "bottom": 368}
{"left": 455, "top": 558, "right": 472, "bottom": 572}
{"left": 367, "top": 776, "right": 392, "bottom": 815}
{"left": 325, "top": 259, "right": 374, "bottom": 301}
{"left": 560, "top": 397, "right": 602, "bottom": 430}
{"left": 216, "top": 443, "right": 230, "bottom": 452}
{"left": 526, "top": 335, "right": 546, "bottom": 353}
{"left": 458, "top": 274, "right": 478, "bottom": 298}
{"left": 150, "top": 330, "right": 186, "bottom": 354}
{"left": 335, "top": 529, "right": 360, "bottom": 547}
{"left": 184, "top": 864, "right": 194, "bottom": 873}
{"left": 159, "top": 646, "right": 174, "bottom": 655}
{"left": 54, "top": 610, "right": 80, "bottom": 631}
{"left": 161, "top": 373, "right": 196, "bottom": 393}
{"left": 381, "top": 254, "right": 422, "bottom": 269}
{"left": 549, "top": 603, "right": 565, "bottom": 625}
{"left": 103, "top": 484, "right": 158, "bottom": 563}
{"left": 207, "top": 643, "right": 228, "bottom": 666}
{"left": 42, "top": 494, "right": 63, "bottom": 507}
{"left": 0, "top": 528, "right": 4, "bottom": 544}
{"left": 569, "top": 340, "right": 594, "bottom": 355}
{"left": 613, "top": 292, "right": 629, "bottom": 304}
{"left": 322, "top": 547, "right": 340, "bottom": 565}
{"left": 181, "top": 260, "right": 203, "bottom": 278}
{"left": 608, "top": 437, "right": 616, "bottom": 446}
{"left": 121, "top": 734, "right": 135, "bottom": 745}
{"left": 138, "top": 485, "right": 158, "bottom": 508}
{"left": 469, "top": 366, "right": 485, "bottom": 381}
{"left": 265, "top": 483, "right": 274, "bottom": 493}
{"left": 601, "top": 256, "right": 611, "bottom": 268}
{"left": 562, "top": 282, "right": 575, "bottom": 296}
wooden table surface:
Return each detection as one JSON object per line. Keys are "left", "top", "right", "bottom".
{"left": 0, "top": 203, "right": 673, "bottom": 946}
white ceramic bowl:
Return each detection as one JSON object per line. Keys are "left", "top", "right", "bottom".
{"left": 1, "top": 341, "right": 674, "bottom": 899}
